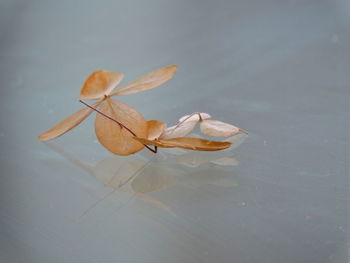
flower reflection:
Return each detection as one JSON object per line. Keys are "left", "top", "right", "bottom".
{"left": 43, "top": 139, "right": 244, "bottom": 216}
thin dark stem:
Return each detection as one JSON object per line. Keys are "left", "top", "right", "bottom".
{"left": 146, "top": 146, "right": 158, "bottom": 153}
{"left": 145, "top": 145, "right": 157, "bottom": 154}
{"left": 80, "top": 99, "right": 136, "bottom": 136}
{"left": 79, "top": 99, "right": 157, "bottom": 154}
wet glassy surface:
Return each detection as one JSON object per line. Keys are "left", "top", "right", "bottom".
{"left": 0, "top": 0, "right": 349, "bottom": 262}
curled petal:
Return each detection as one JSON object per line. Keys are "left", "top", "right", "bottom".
{"left": 95, "top": 98, "right": 147, "bottom": 155}
{"left": 200, "top": 120, "right": 245, "bottom": 138}
{"left": 80, "top": 71, "right": 124, "bottom": 100}
{"left": 147, "top": 120, "right": 166, "bottom": 140}
{"left": 178, "top": 112, "right": 211, "bottom": 122}
{"left": 134, "top": 137, "right": 232, "bottom": 151}
{"left": 111, "top": 65, "right": 177, "bottom": 96}
{"left": 38, "top": 102, "right": 101, "bottom": 141}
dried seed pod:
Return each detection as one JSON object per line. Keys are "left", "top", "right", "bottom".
{"left": 39, "top": 65, "right": 248, "bottom": 156}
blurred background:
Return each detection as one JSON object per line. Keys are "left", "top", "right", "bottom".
{"left": 0, "top": 0, "right": 349, "bottom": 262}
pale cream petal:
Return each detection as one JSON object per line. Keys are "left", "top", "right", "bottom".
{"left": 159, "top": 120, "right": 197, "bottom": 139}
{"left": 200, "top": 120, "right": 242, "bottom": 138}
{"left": 178, "top": 112, "right": 211, "bottom": 122}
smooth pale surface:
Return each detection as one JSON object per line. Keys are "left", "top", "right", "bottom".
{"left": 0, "top": 1, "right": 349, "bottom": 263}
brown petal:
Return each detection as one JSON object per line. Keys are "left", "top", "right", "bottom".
{"left": 178, "top": 112, "right": 211, "bottom": 122}
{"left": 38, "top": 102, "right": 101, "bottom": 141}
{"left": 80, "top": 71, "right": 124, "bottom": 100}
{"left": 95, "top": 98, "right": 147, "bottom": 155}
{"left": 200, "top": 120, "right": 242, "bottom": 138}
{"left": 134, "top": 137, "right": 232, "bottom": 151}
{"left": 147, "top": 120, "right": 166, "bottom": 140}
{"left": 111, "top": 65, "right": 177, "bottom": 96}
{"left": 160, "top": 121, "right": 197, "bottom": 139}
{"left": 133, "top": 137, "right": 176, "bottom": 148}
{"left": 164, "top": 137, "right": 232, "bottom": 151}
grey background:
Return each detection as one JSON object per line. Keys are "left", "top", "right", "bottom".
{"left": 0, "top": 0, "right": 349, "bottom": 262}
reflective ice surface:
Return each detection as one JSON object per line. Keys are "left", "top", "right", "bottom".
{"left": 0, "top": 0, "right": 349, "bottom": 262}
